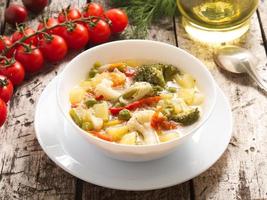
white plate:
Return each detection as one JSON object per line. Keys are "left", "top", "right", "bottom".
{"left": 34, "top": 77, "right": 232, "bottom": 191}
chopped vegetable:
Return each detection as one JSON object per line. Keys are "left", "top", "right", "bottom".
{"left": 175, "top": 74, "right": 196, "bottom": 88}
{"left": 166, "top": 86, "right": 177, "bottom": 93}
{"left": 106, "top": 125, "right": 129, "bottom": 141}
{"left": 82, "top": 121, "right": 94, "bottom": 131}
{"left": 104, "top": 119, "right": 123, "bottom": 127}
{"left": 127, "top": 110, "right": 159, "bottom": 144}
{"left": 109, "top": 96, "right": 161, "bottom": 115}
{"left": 118, "top": 109, "right": 132, "bottom": 121}
{"left": 94, "top": 79, "right": 121, "bottom": 101}
{"left": 178, "top": 88, "right": 195, "bottom": 105}
{"left": 69, "top": 109, "right": 82, "bottom": 127}
{"left": 93, "top": 102, "right": 109, "bottom": 120}
{"left": 85, "top": 98, "right": 97, "bottom": 108}
{"left": 134, "top": 64, "right": 165, "bottom": 87}
{"left": 90, "top": 131, "right": 112, "bottom": 141}
{"left": 69, "top": 87, "right": 86, "bottom": 105}
{"left": 151, "top": 112, "right": 178, "bottom": 130}
{"left": 169, "top": 108, "right": 200, "bottom": 126}
{"left": 119, "top": 82, "right": 153, "bottom": 104}
{"left": 119, "top": 132, "right": 137, "bottom": 145}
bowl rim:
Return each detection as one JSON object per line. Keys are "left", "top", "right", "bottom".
{"left": 56, "top": 39, "right": 217, "bottom": 148}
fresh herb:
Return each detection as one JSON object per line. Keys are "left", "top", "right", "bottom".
{"left": 111, "top": 0, "right": 177, "bottom": 38}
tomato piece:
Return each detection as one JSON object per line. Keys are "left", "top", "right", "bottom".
{"left": 22, "top": 0, "right": 48, "bottom": 13}
{"left": 11, "top": 28, "right": 38, "bottom": 46}
{"left": 15, "top": 45, "right": 44, "bottom": 73}
{"left": 58, "top": 7, "right": 81, "bottom": 22}
{"left": 139, "top": 96, "right": 161, "bottom": 105}
{"left": 88, "top": 19, "right": 111, "bottom": 44}
{"left": 61, "top": 23, "right": 89, "bottom": 50}
{"left": 124, "top": 67, "right": 136, "bottom": 77}
{"left": 0, "top": 75, "right": 13, "bottom": 103}
{"left": 0, "top": 98, "right": 7, "bottom": 127}
{"left": 151, "top": 112, "right": 177, "bottom": 130}
{"left": 0, "top": 60, "right": 25, "bottom": 86}
{"left": 90, "top": 131, "right": 112, "bottom": 141}
{"left": 83, "top": 3, "right": 104, "bottom": 18}
{"left": 5, "top": 4, "right": 27, "bottom": 25}
{"left": 39, "top": 35, "right": 68, "bottom": 62}
{"left": 105, "top": 9, "right": 128, "bottom": 33}
{"left": 37, "top": 18, "right": 65, "bottom": 38}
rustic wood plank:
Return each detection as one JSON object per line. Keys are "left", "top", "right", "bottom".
{"left": 175, "top": 3, "right": 267, "bottom": 200}
{"left": 258, "top": 0, "right": 267, "bottom": 55}
{"left": 0, "top": 0, "right": 9, "bottom": 34}
{"left": 0, "top": 0, "right": 86, "bottom": 199}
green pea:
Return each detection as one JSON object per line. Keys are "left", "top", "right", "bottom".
{"left": 85, "top": 99, "right": 97, "bottom": 108}
{"left": 93, "top": 61, "right": 102, "bottom": 69}
{"left": 118, "top": 109, "right": 132, "bottom": 121}
{"left": 88, "top": 68, "right": 98, "bottom": 78}
{"left": 166, "top": 87, "right": 177, "bottom": 93}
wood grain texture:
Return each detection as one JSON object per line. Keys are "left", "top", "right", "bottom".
{"left": 0, "top": 0, "right": 86, "bottom": 199}
{"left": 0, "top": 0, "right": 8, "bottom": 34}
{"left": 175, "top": 2, "right": 267, "bottom": 199}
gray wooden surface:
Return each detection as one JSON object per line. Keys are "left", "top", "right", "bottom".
{"left": 0, "top": 0, "right": 267, "bottom": 199}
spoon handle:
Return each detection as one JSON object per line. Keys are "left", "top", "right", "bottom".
{"left": 242, "top": 60, "right": 267, "bottom": 92}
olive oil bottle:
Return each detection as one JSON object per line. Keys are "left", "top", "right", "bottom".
{"left": 177, "top": 0, "right": 259, "bottom": 43}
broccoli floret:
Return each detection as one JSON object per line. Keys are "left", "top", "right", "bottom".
{"left": 169, "top": 108, "right": 200, "bottom": 126}
{"left": 162, "top": 64, "right": 180, "bottom": 81}
{"left": 134, "top": 64, "right": 179, "bottom": 87}
{"left": 134, "top": 64, "right": 165, "bottom": 87}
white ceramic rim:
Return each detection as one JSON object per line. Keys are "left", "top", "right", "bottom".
{"left": 56, "top": 39, "right": 217, "bottom": 148}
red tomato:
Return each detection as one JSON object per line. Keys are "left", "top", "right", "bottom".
{"left": 0, "top": 98, "right": 7, "bottom": 127}
{"left": 39, "top": 35, "right": 68, "bottom": 62}
{"left": 22, "top": 0, "right": 48, "bottom": 13}
{"left": 0, "top": 60, "right": 25, "bottom": 86}
{"left": 15, "top": 45, "right": 44, "bottom": 73}
{"left": 0, "top": 75, "right": 13, "bottom": 103}
{"left": 83, "top": 3, "right": 104, "bottom": 18}
{"left": 88, "top": 19, "right": 111, "bottom": 44}
{"left": 105, "top": 9, "right": 128, "bottom": 33}
{"left": 0, "top": 36, "right": 12, "bottom": 54}
{"left": 58, "top": 8, "right": 81, "bottom": 22}
{"left": 61, "top": 23, "right": 89, "bottom": 50}
{"left": 5, "top": 4, "right": 28, "bottom": 25}
{"left": 37, "top": 18, "right": 65, "bottom": 37}
{"left": 11, "top": 28, "right": 38, "bottom": 46}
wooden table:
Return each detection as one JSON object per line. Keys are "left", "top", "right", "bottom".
{"left": 1, "top": 0, "right": 267, "bottom": 199}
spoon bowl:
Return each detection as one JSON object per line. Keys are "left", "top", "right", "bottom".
{"left": 214, "top": 45, "right": 267, "bottom": 91}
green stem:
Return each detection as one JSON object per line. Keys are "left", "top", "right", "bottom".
{"left": 0, "top": 16, "right": 102, "bottom": 57}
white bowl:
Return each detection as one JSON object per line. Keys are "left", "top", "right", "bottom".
{"left": 57, "top": 40, "right": 217, "bottom": 162}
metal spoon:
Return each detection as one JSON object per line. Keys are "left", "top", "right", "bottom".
{"left": 214, "top": 45, "right": 267, "bottom": 91}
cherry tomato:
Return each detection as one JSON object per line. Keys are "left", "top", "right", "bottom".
{"left": 22, "top": 0, "right": 48, "bottom": 13}
{"left": 105, "top": 9, "right": 128, "bottom": 33}
{"left": 37, "top": 18, "right": 65, "bottom": 38}
{"left": 88, "top": 19, "right": 111, "bottom": 44}
{"left": 0, "top": 60, "right": 25, "bottom": 86}
{"left": 0, "top": 36, "right": 12, "bottom": 54}
{"left": 61, "top": 23, "right": 89, "bottom": 50}
{"left": 15, "top": 45, "right": 44, "bottom": 73}
{"left": 5, "top": 4, "right": 28, "bottom": 25}
{"left": 83, "top": 3, "right": 104, "bottom": 18}
{"left": 0, "top": 75, "right": 13, "bottom": 103}
{"left": 39, "top": 35, "right": 68, "bottom": 62}
{"left": 0, "top": 98, "right": 7, "bottom": 127}
{"left": 58, "top": 7, "right": 81, "bottom": 22}
{"left": 11, "top": 28, "right": 38, "bottom": 46}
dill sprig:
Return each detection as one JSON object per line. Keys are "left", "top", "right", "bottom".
{"left": 111, "top": 0, "right": 177, "bottom": 39}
